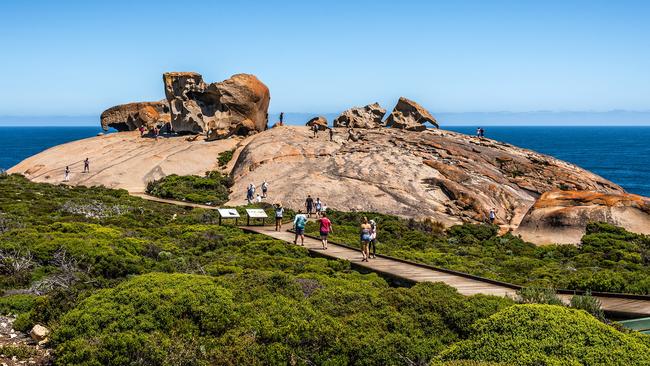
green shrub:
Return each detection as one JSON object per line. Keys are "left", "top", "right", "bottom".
{"left": 437, "top": 304, "right": 650, "bottom": 365}
{"left": 516, "top": 286, "right": 563, "bottom": 305}
{"left": 146, "top": 172, "right": 233, "bottom": 206}
{"left": 217, "top": 149, "right": 235, "bottom": 167}
{"left": 0, "top": 294, "right": 38, "bottom": 315}
{"left": 570, "top": 291, "right": 605, "bottom": 320}
{"left": 0, "top": 344, "right": 37, "bottom": 359}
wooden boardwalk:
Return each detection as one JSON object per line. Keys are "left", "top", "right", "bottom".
{"left": 242, "top": 226, "right": 650, "bottom": 318}
{"left": 133, "top": 194, "right": 650, "bottom": 317}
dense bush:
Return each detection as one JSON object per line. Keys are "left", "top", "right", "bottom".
{"left": 306, "top": 210, "right": 650, "bottom": 294}
{"left": 217, "top": 149, "right": 235, "bottom": 167}
{"left": 2, "top": 175, "right": 649, "bottom": 365}
{"left": 146, "top": 171, "right": 234, "bottom": 205}
{"left": 437, "top": 304, "right": 650, "bottom": 365}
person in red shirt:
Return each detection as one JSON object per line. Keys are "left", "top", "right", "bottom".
{"left": 317, "top": 212, "right": 333, "bottom": 250}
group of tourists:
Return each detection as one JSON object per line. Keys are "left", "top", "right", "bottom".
{"left": 311, "top": 123, "right": 335, "bottom": 141}
{"left": 63, "top": 158, "right": 90, "bottom": 182}
{"left": 476, "top": 127, "right": 486, "bottom": 138}
{"left": 246, "top": 180, "right": 269, "bottom": 204}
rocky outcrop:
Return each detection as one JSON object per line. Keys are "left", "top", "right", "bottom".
{"left": 333, "top": 103, "right": 386, "bottom": 129}
{"left": 306, "top": 116, "right": 328, "bottom": 130}
{"left": 163, "top": 72, "right": 270, "bottom": 139}
{"left": 228, "top": 126, "right": 623, "bottom": 229}
{"left": 515, "top": 190, "right": 650, "bottom": 244}
{"left": 384, "top": 97, "right": 438, "bottom": 131}
{"left": 100, "top": 101, "right": 170, "bottom": 131}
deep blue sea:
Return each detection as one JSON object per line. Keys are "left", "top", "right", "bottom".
{"left": 0, "top": 126, "right": 649, "bottom": 197}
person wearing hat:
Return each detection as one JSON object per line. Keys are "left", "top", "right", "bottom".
{"left": 274, "top": 203, "right": 284, "bottom": 231}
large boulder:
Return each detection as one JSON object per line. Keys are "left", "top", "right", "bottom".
{"left": 306, "top": 116, "right": 328, "bottom": 131}
{"left": 163, "top": 72, "right": 270, "bottom": 139}
{"left": 515, "top": 190, "right": 650, "bottom": 244}
{"left": 100, "top": 101, "right": 170, "bottom": 131}
{"left": 384, "top": 97, "right": 438, "bottom": 131}
{"left": 333, "top": 103, "right": 386, "bottom": 129}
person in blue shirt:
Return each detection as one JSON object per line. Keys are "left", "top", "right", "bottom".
{"left": 293, "top": 210, "right": 307, "bottom": 246}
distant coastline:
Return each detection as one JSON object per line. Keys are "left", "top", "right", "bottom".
{"left": 2, "top": 110, "right": 650, "bottom": 126}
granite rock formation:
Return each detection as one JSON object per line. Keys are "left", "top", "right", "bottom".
{"left": 333, "top": 103, "right": 386, "bottom": 129}
{"left": 100, "top": 101, "right": 170, "bottom": 131}
{"left": 163, "top": 72, "right": 270, "bottom": 139}
{"left": 515, "top": 190, "right": 650, "bottom": 244}
{"left": 306, "top": 116, "right": 329, "bottom": 130}
{"left": 384, "top": 97, "right": 438, "bottom": 131}
{"left": 228, "top": 126, "right": 623, "bottom": 228}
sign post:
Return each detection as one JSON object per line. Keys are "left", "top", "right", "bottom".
{"left": 245, "top": 208, "right": 268, "bottom": 226}
{"left": 217, "top": 208, "right": 241, "bottom": 226}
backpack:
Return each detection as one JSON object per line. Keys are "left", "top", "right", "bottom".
{"left": 295, "top": 215, "right": 306, "bottom": 229}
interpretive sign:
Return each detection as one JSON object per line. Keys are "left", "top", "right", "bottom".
{"left": 246, "top": 208, "right": 268, "bottom": 226}
{"left": 217, "top": 208, "right": 240, "bottom": 225}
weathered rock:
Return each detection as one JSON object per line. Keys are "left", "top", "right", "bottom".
{"left": 306, "top": 116, "right": 328, "bottom": 131}
{"left": 333, "top": 103, "right": 386, "bottom": 129}
{"left": 100, "top": 101, "right": 170, "bottom": 131}
{"left": 228, "top": 126, "right": 623, "bottom": 231}
{"left": 384, "top": 97, "right": 438, "bottom": 131}
{"left": 30, "top": 324, "right": 49, "bottom": 342}
{"left": 163, "top": 72, "right": 270, "bottom": 139}
{"left": 515, "top": 190, "right": 650, "bottom": 244}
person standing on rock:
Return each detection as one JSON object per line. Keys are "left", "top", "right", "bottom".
{"left": 369, "top": 219, "right": 378, "bottom": 259}
{"left": 246, "top": 184, "right": 255, "bottom": 204}
{"left": 317, "top": 212, "right": 333, "bottom": 250}
{"left": 312, "top": 123, "right": 319, "bottom": 138}
{"left": 293, "top": 210, "right": 307, "bottom": 246}
{"left": 64, "top": 166, "right": 70, "bottom": 182}
{"left": 329, "top": 128, "right": 334, "bottom": 141}
{"left": 305, "top": 195, "right": 314, "bottom": 218}
{"left": 489, "top": 207, "right": 498, "bottom": 224}
{"left": 279, "top": 112, "right": 284, "bottom": 126}
{"left": 274, "top": 203, "right": 284, "bottom": 231}
{"left": 83, "top": 158, "right": 90, "bottom": 173}
{"left": 476, "top": 127, "right": 482, "bottom": 138}
{"left": 360, "top": 217, "right": 372, "bottom": 262}
{"left": 262, "top": 180, "right": 269, "bottom": 198}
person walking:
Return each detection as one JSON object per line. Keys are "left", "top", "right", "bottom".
{"left": 64, "top": 166, "right": 70, "bottom": 182}
{"left": 369, "top": 219, "right": 378, "bottom": 259}
{"left": 261, "top": 180, "right": 269, "bottom": 198}
{"left": 312, "top": 123, "right": 319, "bottom": 138}
{"left": 315, "top": 198, "right": 323, "bottom": 217}
{"left": 317, "top": 212, "right": 333, "bottom": 250}
{"left": 293, "top": 210, "right": 307, "bottom": 246}
{"left": 329, "top": 128, "right": 334, "bottom": 141}
{"left": 246, "top": 184, "right": 255, "bottom": 204}
{"left": 360, "top": 217, "right": 372, "bottom": 262}
{"left": 305, "top": 195, "right": 314, "bottom": 218}
{"left": 274, "top": 203, "right": 284, "bottom": 231}
{"left": 489, "top": 207, "right": 498, "bottom": 224}
{"left": 83, "top": 158, "right": 90, "bottom": 173}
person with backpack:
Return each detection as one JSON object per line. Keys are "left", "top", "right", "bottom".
{"left": 369, "top": 219, "right": 378, "bottom": 259}
{"left": 261, "top": 180, "right": 269, "bottom": 198}
{"left": 274, "top": 203, "right": 284, "bottom": 232}
{"left": 293, "top": 210, "right": 307, "bottom": 246}
{"left": 317, "top": 212, "right": 333, "bottom": 250}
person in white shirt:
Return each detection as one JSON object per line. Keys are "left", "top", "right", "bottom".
{"left": 262, "top": 180, "right": 269, "bottom": 198}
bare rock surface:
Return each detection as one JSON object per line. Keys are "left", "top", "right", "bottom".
{"left": 163, "top": 72, "right": 270, "bottom": 139}
{"left": 515, "top": 190, "right": 650, "bottom": 244}
{"left": 333, "top": 103, "right": 386, "bottom": 129}
{"left": 8, "top": 131, "right": 239, "bottom": 193}
{"left": 100, "top": 101, "right": 170, "bottom": 131}
{"left": 228, "top": 126, "right": 622, "bottom": 228}
{"left": 384, "top": 97, "right": 438, "bottom": 130}
{"left": 306, "top": 116, "right": 329, "bottom": 130}
{"left": 0, "top": 316, "right": 50, "bottom": 365}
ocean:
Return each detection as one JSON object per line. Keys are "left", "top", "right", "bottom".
{"left": 0, "top": 126, "right": 649, "bottom": 197}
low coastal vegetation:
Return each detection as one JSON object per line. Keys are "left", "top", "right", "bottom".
{"left": 146, "top": 171, "right": 233, "bottom": 206}
{"left": 305, "top": 210, "right": 650, "bottom": 295}
{"left": 1, "top": 174, "right": 649, "bottom": 364}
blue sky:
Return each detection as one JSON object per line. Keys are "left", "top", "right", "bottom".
{"left": 1, "top": 0, "right": 650, "bottom": 117}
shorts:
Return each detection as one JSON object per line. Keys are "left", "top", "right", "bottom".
{"left": 320, "top": 231, "right": 329, "bottom": 238}
{"left": 295, "top": 228, "right": 305, "bottom": 235}
{"left": 275, "top": 217, "right": 283, "bottom": 222}
{"left": 361, "top": 234, "right": 371, "bottom": 242}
